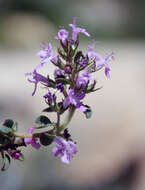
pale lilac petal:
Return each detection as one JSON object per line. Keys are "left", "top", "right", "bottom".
{"left": 64, "top": 89, "right": 86, "bottom": 111}
{"left": 104, "top": 64, "right": 110, "bottom": 78}
{"left": 53, "top": 137, "right": 66, "bottom": 147}
{"left": 37, "top": 50, "right": 47, "bottom": 58}
{"left": 28, "top": 127, "right": 34, "bottom": 134}
{"left": 68, "top": 141, "right": 77, "bottom": 154}
{"left": 52, "top": 146, "right": 59, "bottom": 157}
{"left": 41, "top": 57, "right": 52, "bottom": 64}
{"left": 52, "top": 147, "right": 63, "bottom": 157}
{"left": 77, "top": 103, "right": 88, "bottom": 112}
{"left": 26, "top": 69, "right": 49, "bottom": 96}
{"left": 61, "top": 154, "right": 70, "bottom": 164}
{"left": 69, "top": 96, "right": 78, "bottom": 106}
{"left": 69, "top": 18, "right": 90, "bottom": 42}
{"left": 56, "top": 29, "right": 69, "bottom": 45}
{"left": 31, "top": 83, "right": 37, "bottom": 96}
{"left": 36, "top": 42, "right": 57, "bottom": 70}
{"left": 77, "top": 27, "right": 90, "bottom": 37}
{"left": 31, "top": 139, "right": 41, "bottom": 150}
{"left": 24, "top": 137, "right": 32, "bottom": 145}
{"left": 88, "top": 42, "right": 113, "bottom": 77}
{"left": 63, "top": 97, "right": 70, "bottom": 109}
{"left": 77, "top": 92, "right": 85, "bottom": 100}
{"left": 52, "top": 137, "right": 77, "bottom": 164}
{"left": 24, "top": 127, "right": 41, "bottom": 149}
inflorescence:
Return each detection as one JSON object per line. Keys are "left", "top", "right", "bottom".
{"left": 0, "top": 18, "right": 114, "bottom": 171}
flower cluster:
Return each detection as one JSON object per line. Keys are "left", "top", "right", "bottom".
{"left": 0, "top": 18, "right": 114, "bottom": 171}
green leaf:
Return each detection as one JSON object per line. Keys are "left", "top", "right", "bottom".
{"left": 48, "top": 79, "right": 56, "bottom": 88}
{"left": 43, "top": 106, "right": 56, "bottom": 113}
{"left": 69, "top": 44, "right": 77, "bottom": 57}
{"left": 0, "top": 125, "right": 11, "bottom": 134}
{"left": 12, "top": 122, "right": 18, "bottom": 132}
{"left": 84, "top": 106, "right": 92, "bottom": 119}
{"left": 2, "top": 119, "right": 18, "bottom": 132}
{"left": 58, "top": 48, "right": 67, "bottom": 60}
{"left": 40, "top": 133, "right": 55, "bottom": 146}
{"left": 35, "top": 115, "right": 51, "bottom": 126}
{"left": 57, "top": 102, "right": 66, "bottom": 114}
{"left": 3, "top": 119, "right": 14, "bottom": 128}
{"left": 1, "top": 154, "right": 11, "bottom": 171}
{"left": 18, "top": 153, "right": 24, "bottom": 161}
{"left": 56, "top": 78, "right": 70, "bottom": 85}
{"left": 35, "top": 122, "right": 56, "bottom": 129}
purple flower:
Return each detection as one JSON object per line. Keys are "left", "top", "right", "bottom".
{"left": 76, "top": 71, "right": 94, "bottom": 90}
{"left": 78, "top": 59, "right": 87, "bottom": 69}
{"left": 69, "top": 17, "right": 90, "bottom": 42}
{"left": 37, "top": 43, "right": 58, "bottom": 70}
{"left": 43, "top": 90, "right": 52, "bottom": 99}
{"left": 43, "top": 90, "right": 56, "bottom": 106}
{"left": 63, "top": 89, "right": 87, "bottom": 112}
{"left": 12, "top": 152, "right": 21, "bottom": 160}
{"left": 56, "top": 29, "right": 69, "bottom": 45}
{"left": 56, "top": 83, "right": 64, "bottom": 92}
{"left": 88, "top": 43, "right": 114, "bottom": 78}
{"left": 26, "top": 70, "right": 48, "bottom": 96}
{"left": 52, "top": 137, "right": 77, "bottom": 164}
{"left": 24, "top": 127, "right": 41, "bottom": 150}
{"left": 54, "top": 68, "right": 66, "bottom": 79}
{"left": 64, "top": 65, "right": 72, "bottom": 74}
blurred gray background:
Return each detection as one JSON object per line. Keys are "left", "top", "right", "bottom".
{"left": 0, "top": 0, "right": 145, "bottom": 190}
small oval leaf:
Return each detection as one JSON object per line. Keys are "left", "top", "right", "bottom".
{"left": 84, "top": 106, "right": 92, "bottom": 119}
{"left": 0, "top": 126, "right": 11, "bottom": 134}
{"left": 3, "top": 119, "right": 14, "bottom": 128}
{"left": 12, "top": 122, "right": 18, "bottom": 132}
{"left": 35, "top": 115, "right": 51, "bottom": 126}
{"left": 56, "top": 78, "right": 70, "bottom": 85}
{"left": 40, "top": 133, "right": 55, "bottom": 146}
{"left": 43, "top": 107, "right": 55, "bottom": 113}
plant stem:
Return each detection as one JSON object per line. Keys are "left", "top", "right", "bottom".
{"left": 13, "top": 129, "right": 54, "bottom": 138}
{"left": 56, "top": 112, "right": 60, "bottom": 135}
{"left": 59, "top": 106, "right": 76, "bottom": 132}
{"left": 12, "top": 107, "right": 75, "bottom": 138}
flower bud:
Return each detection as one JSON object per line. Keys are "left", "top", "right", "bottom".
{"left": 64, "top": 65, "right": 72, "bottom": 74}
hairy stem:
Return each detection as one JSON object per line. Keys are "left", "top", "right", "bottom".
{"left": 59, "top": 106, "right": 76, "bottom": 132}
{"left": 13, "top": 129, "right": 54, "bottom": 138}
{"left": 56, "top": 112, "right": 60, "bottom": 135}
{"left": 12, "top": 107, "right": 75, "bottom": 139}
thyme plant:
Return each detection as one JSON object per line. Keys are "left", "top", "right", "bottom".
{"left": 0, "top": 18, "right": 114, "bottom": 171}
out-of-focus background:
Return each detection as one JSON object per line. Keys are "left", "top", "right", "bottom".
{"left": 0, "top": 0, "right": 145, "bottom": 189}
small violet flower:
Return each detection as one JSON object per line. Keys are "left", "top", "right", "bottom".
{"left": 12, "top": 152, "right": 21, "bottom": 160}
{"left": 63, "top": 89, "right": 87, "bottom": 112}
{"left": 26, "top": 70, "right": 48, "bottom": 96}
{"left": 54, "top": 68, "right": 66, "bottom": 79}
{"left": 88, "top": 42, "right": 114, "bottom": 78}
{"left": 76, "top": 71, "right": 95, "bottom": 90}
{"left": 24, "top": 127, "right": 41, "bottom": 150}
{"left": 43, "top": 90, "right": 56, "bottom": 106}
{"left": 56, "top": 28, "right": 69, "bottom": 45}
{"left": 56, "top": 83, "right": 64, "bottom": 92}
{"left": 69, "top": 17, "right": 90, "bottom": 42}
{"left": 37, "top": 43, "right": 58, "bottom": 70}
{"left": 52, "top": 137, "right": 77, "bottom": 164}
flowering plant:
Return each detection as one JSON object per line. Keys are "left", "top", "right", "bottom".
{"left": 0, "top": 18, "right": 114, "bottom": 171}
